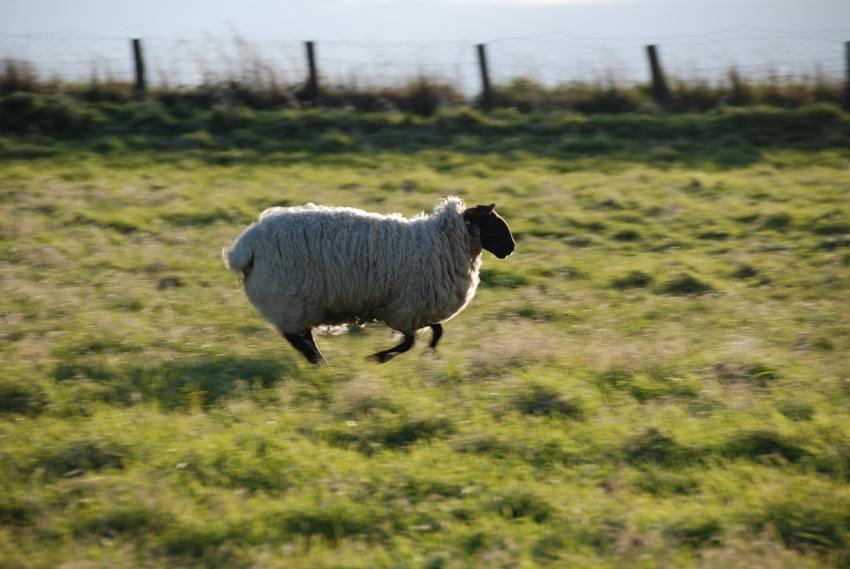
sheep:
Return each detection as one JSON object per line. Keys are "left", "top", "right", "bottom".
{"left": 222, "top": 196, "right": 515, "bottom": 365}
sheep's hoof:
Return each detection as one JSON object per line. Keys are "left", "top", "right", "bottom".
{"left": 367, "top": 352, "right": 397, "bottom": 364}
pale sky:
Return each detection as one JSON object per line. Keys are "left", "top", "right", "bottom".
{"left": 3, "top": 0, "right": 848, "bottom": 42}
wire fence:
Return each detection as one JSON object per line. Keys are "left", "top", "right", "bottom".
{"left": 488, "top": 28, "right": 848, "bottom": 86}
{"left": 1, "top": 27, "right": 848, "bottom": 97}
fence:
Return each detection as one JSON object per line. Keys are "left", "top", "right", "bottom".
{"left": 2, "top": 28, "right": 849, "bottom": 109}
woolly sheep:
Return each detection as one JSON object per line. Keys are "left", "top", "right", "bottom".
{"left": 223, "top": 196, "right": 515, "bottom": 365}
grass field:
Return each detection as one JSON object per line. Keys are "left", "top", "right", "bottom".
{"left": 2, "top": 98, "right": 850, "bottom": 568}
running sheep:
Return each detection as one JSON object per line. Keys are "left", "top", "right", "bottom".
{"left": 223, "top": 196, "right": 515, "bottom": 365}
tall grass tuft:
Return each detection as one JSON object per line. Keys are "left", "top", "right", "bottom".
{"left": 0, "top": 59, "right": 39, "bottom": 96}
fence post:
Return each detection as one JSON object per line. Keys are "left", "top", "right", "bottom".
{"left": 477, "top": 43, "right": 493, "bottom": 112}
{"left": 131, "top": 38, "right": 146, "bottom": 100}
{"left": 844, "top": 41, "right": 850, "bottom": 112}
{"left": 304, "top": 41, "right": 320, "bottom": 106}
{"left": 646, "top": 44, "right": 670, "bottom": 108}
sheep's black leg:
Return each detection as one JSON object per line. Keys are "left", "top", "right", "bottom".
{"left": 428, "top": 323, "right": 443, "bottom": 350}
{"left": 282, "top": 329, "right": 326, "bottom": 366}
{"left": 369, "top": 332, "right": 415, "bottom": 364}
{"left": 419, "top": 323, "right": 443, "bottom": 358}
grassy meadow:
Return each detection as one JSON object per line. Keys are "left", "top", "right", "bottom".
{"left": 2, "top": 96, "right": 850, "bottom": 567}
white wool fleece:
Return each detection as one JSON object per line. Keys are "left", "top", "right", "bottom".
{"left": 223, "top": 197, "right": 483, "bottom": 336}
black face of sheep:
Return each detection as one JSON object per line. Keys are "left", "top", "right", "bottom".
{"left": 463, "top": 204, "right": 515, "bottom": 259}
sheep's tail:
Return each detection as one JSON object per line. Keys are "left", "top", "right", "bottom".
{"left": 223, "top": 230, "right": 255, "bottom": 278}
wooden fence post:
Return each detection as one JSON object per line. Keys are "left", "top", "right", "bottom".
{"left": 304, "top": 41, "right": 320, "bottom": 106}
{"left": 131, "top": 38, "right": 146, "bottom": 100}
{"left": 477, "top": 43, "right": 493, "bottom": 112}
{"left": 843, "top": 41, "right": 850, "bottom": 112}
{"left": 646, "top": 44, "right": 670, "bottom": 108}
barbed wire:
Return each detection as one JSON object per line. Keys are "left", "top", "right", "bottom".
{"left": 0, "top": 27, "right": 847, "bottom": 95}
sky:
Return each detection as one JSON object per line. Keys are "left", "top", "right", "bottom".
{"left": 3, "top": 0, "right": 850, "bottom": 42}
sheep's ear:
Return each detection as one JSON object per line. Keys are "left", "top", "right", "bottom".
{"left": 463, "top": 204, "right": 496, "bottom": 219}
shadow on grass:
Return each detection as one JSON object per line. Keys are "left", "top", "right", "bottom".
{"left": 52, "top": 356, "right": 300, "bottom": 413}
{"left": 322, "top": 415, "right": 456, "bottom": 455}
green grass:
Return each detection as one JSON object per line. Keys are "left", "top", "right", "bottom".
{"left": 2, "top": 100, "right": 850, "bottom": 567}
